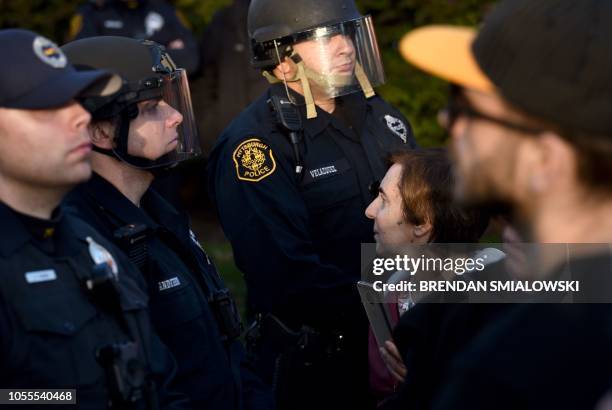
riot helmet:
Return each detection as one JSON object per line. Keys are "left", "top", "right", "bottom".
{"left": 62, "top": 36, "right": 200, "bottom": 170}
{"left": 248, "top": 0, "right": 385, "bottom": 118}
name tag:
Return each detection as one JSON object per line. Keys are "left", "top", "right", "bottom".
{"left": 25, "top": 269, "right": 57, "bottom": 284}
{"left": 310, "top": 165, "right": 338, "bottom": 179}
{"left": 302, "top": 158, "right": 352, "bottom": 185}
{"left": 158, "top": 277, "right": 181, "bottom": 291}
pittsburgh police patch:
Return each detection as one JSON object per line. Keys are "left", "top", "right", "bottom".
{"left": 32, "top": 36, "right": 67, "bottom": 68}
{"left": 384, "top": 114, "right": 408, "bottom": 143}
{"left": 233, "top": 138, "right": 276, "bottom": 182}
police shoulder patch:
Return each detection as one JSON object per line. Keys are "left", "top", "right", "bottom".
{"left": 232, "top": 138, "right": 276, "bottom": 182}
{"left": 383, "top": 114, "right": 408, "bottom": 143}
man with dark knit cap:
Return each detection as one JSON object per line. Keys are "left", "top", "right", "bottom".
{"left": 397, "top": 0, "right": 612, "bottom": 409}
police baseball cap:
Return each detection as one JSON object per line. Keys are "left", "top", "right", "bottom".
{"left": 399, "top": 0, "right": 612, "bottom": 137}
{"left": 0, "top": 29, "right": 122, "bottom": 110}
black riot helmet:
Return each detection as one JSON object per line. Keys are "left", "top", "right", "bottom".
{"left": 62, "top": 36, "right": 200, "bottom": 170}
{"left": 248, "top": 0, "right": 385, "bottom": 118}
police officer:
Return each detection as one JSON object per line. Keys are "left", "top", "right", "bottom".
{"left": 0, "top": 29, "right": 188, "bottom": 409}
{"left": 207, "top": 1, "right": 416, "bottom": 408}
{"left": 61, "top": 36, "right": 274, "bottom": 410}
{"left": 67, "top": 0, "right": 199, "bottom": 75}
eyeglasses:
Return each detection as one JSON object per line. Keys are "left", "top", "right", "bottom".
{"left": 439, "top": 85, "right": 546, "bottom": 136}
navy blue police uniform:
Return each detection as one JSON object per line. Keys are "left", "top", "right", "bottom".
{"left": 65, "top": 173, "right": 274, "bottom": 410}
{"left": 207, "top": 83, "right": 415, "bottom": 409}
{"left": 0, "top": 202, "right": 189, "bottom": 409}
{"left": 68, "top": 0, "right": 199, "bottom": 75}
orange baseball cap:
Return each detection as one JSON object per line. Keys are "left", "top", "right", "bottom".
{"left": 399, "top": 25, "right": 494, "bottom": 94}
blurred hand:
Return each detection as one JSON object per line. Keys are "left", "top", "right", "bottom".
{"left": 380, "top": 340, "right": 407, "bottom": 383}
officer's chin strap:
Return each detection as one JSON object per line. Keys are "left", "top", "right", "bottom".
{"left": 91, "top": 106, "right": 142, "bottom": 165}
{"left": 91, "top": 106, "right": 177, "bottom": 177}
{"left": 354, "top": 62, "right": 375, "bottom": 98}
{"left": 263, "top": 54, "right": 375, "bottom": 119}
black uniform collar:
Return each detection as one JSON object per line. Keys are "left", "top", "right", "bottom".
{"left": 80, "top": 172, "right": 159, "bottom": 230}
{"left": 141, "top": 187, "right": 190, "bottom": 236}
{"left": 81, "top": 172, "right": 189, "bottom": 236}
{"left": 268, "top": 84, "right": 369, "bottom": 141}
{"left": 0, "top": 203, "right": 72, "bottom": 257}
{"left": 0, "top": 203, "right": 34, "bottom": 257}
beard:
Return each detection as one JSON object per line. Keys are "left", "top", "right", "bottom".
{"left": 453, "top": 167, "right": 515, "bottom": 218}
{"left": 450, "top": 135, "right": 522, "bottom": 225}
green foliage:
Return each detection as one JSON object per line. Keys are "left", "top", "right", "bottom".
{"left": 357, "top": 0, "right": 495, "bottom": 147}
{"left": 0, "top": 0, "right": 82, "bottom": 42}
{"left": 173, "top": 0, "right": 232, "bottom": 34}
{"left": 0, "top": 0, "right": 493, "bottom": 146}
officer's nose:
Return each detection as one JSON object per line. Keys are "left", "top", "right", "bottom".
{"left": 166, "top": 105, "right": 183, "bottom": 128}
{"left": 69, "top": 100, "right": 92, "bottom": 133}
{"left": 334, "top": 34, "right": 354, "bottom": 56}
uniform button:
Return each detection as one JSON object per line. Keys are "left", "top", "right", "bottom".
{"left": 63, "top": 321, "right": 76, "bottom": 332}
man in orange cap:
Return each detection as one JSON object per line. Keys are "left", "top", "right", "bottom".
{"left": 394, "top": 0, "right": 612, "bottom": 409}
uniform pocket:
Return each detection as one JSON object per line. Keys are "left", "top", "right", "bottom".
{"left": 301, "top": 169, "right": 360, "bottom": 214}
{"left": 150, "top": 283, "right": 205, "bottom": 330}
{"left": 12, "top": 288, "right": 102, "bottom": 387}
{"left": 15, "top": 290, "right": 97, "bottom": 335}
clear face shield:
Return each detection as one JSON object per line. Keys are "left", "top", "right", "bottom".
{"left": 290, "top": 16, "right": 385, "bottom": 99}
{"left": 113, "top": 68, "right": 201, "bottom": 169}
{"left": 267, "top": 16, "right": 385, "bottom": 117}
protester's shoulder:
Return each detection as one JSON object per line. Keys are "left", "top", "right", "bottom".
{"left": 452, "top": 303, "right": 612, "bottom": 374}
{"left": 394, "top": 303, "right": 452, "bottom": 345}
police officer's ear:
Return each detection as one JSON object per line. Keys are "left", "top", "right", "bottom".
{"left": 272, "top": 56, "right": 298, "bottom": 81}
{"left": 89, "top": 121, "right": 115, "bottom": 149}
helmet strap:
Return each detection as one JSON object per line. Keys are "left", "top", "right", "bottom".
{"left": 263, "top": 50, "right": 318, "bottom": 119}
{"left": 355, "top": 62, "right": 375, "bottom": 98}
{"left": 295, "top": 58, "right": 317, "bottom": 119}
{"left": 262, "top": 53, "right": 375, "bottom": 119}
{"left": 92, "top": 105, "right": 159, "bottom": 171}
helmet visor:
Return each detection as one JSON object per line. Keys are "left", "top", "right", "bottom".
{"left": 290, "top": 16, "right": 385, "bottom": 99}
{"left": 114, "top": 68, "right": 201, "bottom": 169}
